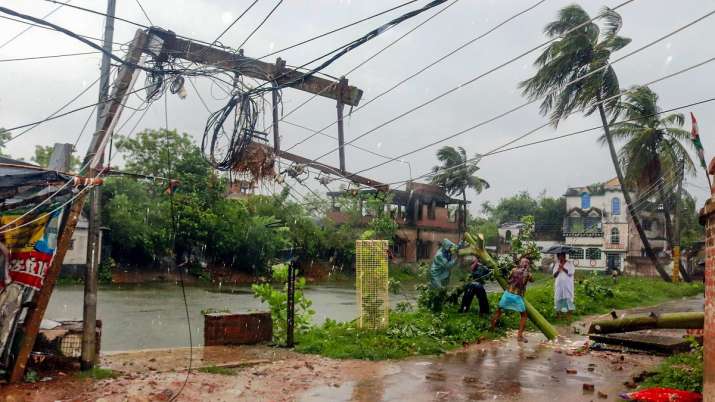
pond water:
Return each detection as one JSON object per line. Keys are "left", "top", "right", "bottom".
{"left": 45, "top": 282, "right": 421, "bottom": 352}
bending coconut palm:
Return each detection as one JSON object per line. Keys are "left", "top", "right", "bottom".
{"left": 601, "top": 86, "right": 694, "bottom": 279}
{"left": 519, "top": 5, "right": 671, "bottom": 281}
{"left": 430, "top": 146, "right": 489, "bottom": 235}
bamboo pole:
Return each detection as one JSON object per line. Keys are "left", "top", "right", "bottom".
{"left": 458, "top": 233, "right": 559, "bottom": 340}
{"left": 588, "top": 312, "right": 704, "bottom": 334}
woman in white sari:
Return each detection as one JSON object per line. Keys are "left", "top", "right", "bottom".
{"left": 552, "top": 252, "right": 575, "bottom": 320}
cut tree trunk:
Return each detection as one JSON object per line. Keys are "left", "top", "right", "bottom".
{"left": 588, "top": 311, "right": 703, "bottom": 334}
{"left": 596, "top": 96, "right": 671, "bottom": 282}
{"left": 458, "top": 233, "right": 558, "bottom": 340}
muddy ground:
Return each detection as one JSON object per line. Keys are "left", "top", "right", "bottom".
{"left": 0, "top": 297, "right": 702, "bottom": 402}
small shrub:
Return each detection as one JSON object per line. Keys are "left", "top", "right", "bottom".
{"left": 640, "top": 339, "right": 703, "bottom": 392}
{"left": 252, "top": 263, "right": 315, "bottom": 344}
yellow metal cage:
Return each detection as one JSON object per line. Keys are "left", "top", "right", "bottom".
{"left": 355, "top": 240, "right": 389, "bottom": 330}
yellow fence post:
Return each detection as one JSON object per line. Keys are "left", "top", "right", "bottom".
{"left": 355, "top": 240, "right": 389, "bottom": 330}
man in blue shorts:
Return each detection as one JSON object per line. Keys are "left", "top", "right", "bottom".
{"left": 490, "top": 256, "right": 534, "bottom": 342}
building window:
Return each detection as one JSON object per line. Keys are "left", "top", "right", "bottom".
{"left": 581, "top": 192, "right": 591, "bottom": 209}
{"left": 611, "top": 197, "right": 621, "bottom": 215}
{"left": 427, "top": 202, "right": 436, "bottom": 220}
{"left": 505, "top": 230, "right": 512, "bottom": 242}
{"left": 586, "top": 248, "right": 602, "bottom": 260}
{"left": 610, "top": 227, "right": 620, "bottom": 244}
{"left": 569, "top": 248, "right": 584, "bottom": 260}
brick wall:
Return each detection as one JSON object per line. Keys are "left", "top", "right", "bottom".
{"left": 204, "top": 312, "right": 272, "bottom": 346}
{"left": 700, "top": 157, "right": 715, "bottom": 402}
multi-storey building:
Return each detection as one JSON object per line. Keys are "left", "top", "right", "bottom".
{"left": 563, "top": 177, "right": 667, "bottom": 271}
{"left": 327, "top": 182, "right": 466, "bottom": 262}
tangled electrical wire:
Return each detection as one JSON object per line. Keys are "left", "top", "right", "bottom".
{"left": 199, "top": 0, "right": 449, "bottom": 172}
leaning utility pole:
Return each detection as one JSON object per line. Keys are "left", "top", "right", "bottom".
{"left": 81, "top": 0, "right": 115, "bottom": 370}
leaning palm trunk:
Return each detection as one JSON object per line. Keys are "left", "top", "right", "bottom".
{"left": 459, "top": 233, "right": 559, "bottom": 340}
{"left": 596, "top": 94, "right": 671, "bottom": 282}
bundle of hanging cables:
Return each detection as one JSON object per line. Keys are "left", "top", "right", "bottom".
{"left": 200, "top": 0, "right": 448, "bottom": 171}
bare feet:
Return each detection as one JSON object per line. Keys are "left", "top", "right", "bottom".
{"left": 517, "top": 335, "right": 528, "bottom": 343}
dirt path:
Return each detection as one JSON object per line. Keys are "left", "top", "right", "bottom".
{"left": 0, "top": 297, "right": 702, "bottom": 402}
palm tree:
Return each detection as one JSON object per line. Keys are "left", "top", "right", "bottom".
{"left": 601, "top": 86, "right": 694, "bottom": 259}
{"left": 431, "top": 146, "right": 489, "bottom": 235}
{"left": 519, "top": 5, "right": 671, "bottom": 281}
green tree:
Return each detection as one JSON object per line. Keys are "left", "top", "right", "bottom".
{"left": 115, "top": 129, "right": 195, "bottom": 179}
{"left": 678, "top": 192, "right": 703, "bottom": 249}
{"left": 481, "top": 192, "right": 538, "bottom": 224}
{"left": 519, "top": 5, "right": 670, "bottom": 281}
{"left": 431, "top": 146, "right": 489, "bottom": 234}
{"left": 601, "top": 86, "right": 694, "bottom": 252}
{"left": 31, "top": 145, "right": 81, "bottom": 171}
{"left": 0, "top": 128, "right": 12, "bottom": 157}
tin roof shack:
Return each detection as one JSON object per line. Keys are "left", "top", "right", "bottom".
{"left": 327, "top": 182, "right": 467, "bottom": 262}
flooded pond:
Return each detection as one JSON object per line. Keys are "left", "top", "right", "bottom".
{"left": 45, "top": 282, "right": 420, "bottom": 351}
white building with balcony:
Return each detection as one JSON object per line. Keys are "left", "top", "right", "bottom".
{"left": 563, "top": 178, "right": 666, "bottom": 271}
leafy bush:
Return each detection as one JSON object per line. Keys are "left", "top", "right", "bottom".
{"left": 251, "top": 263, "right": 315, "bottom": 344}
{"left": 641, "top": 339, "right": 703, "bottom": 392}
{"left": 98, "top": 257, "right": 115, "bottom": 284}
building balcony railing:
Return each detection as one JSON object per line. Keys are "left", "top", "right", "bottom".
{"left": 603, "top": 242, "right": 626, "bottom": 250}
{"left": 563, "top": 231, "right": 603, "bottom": 238}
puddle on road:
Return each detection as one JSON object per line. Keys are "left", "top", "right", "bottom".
{"left": 297, "top": 333, "right": 661, "bottom": 402}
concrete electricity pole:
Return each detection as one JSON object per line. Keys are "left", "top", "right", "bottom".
{"left": 82, "top": 0, "right": 115, "bottom": 370}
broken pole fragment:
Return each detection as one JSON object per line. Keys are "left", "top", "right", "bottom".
{"left": 588, "top": 312, "right": 704, "bottom": 334}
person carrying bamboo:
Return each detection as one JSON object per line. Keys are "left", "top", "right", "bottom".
{"left": 490, "top": 256, "right": 534, "bottom": 343}
{"left": 429, "top": 239, "right": 460, "bottom": 289}
{"left": 459, "top": 256, "right": 491, "bottom": 316}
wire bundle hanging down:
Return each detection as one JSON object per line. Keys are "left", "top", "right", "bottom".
{"left": 200, "top": 0, "right": 449, "bottom": 171}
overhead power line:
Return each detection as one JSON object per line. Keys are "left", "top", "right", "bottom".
{"left": 10, "top": 76, "right": 101, "bottom": 142}
{"left": 334, "top": 7, "right": 715, "bottom": 182}
{"left": 257, "top": 0, "right": 421, "bottom": 60}
{"left": 278, "top": 0, "right": 462, "bottom": 131}
{"left": 3, "top": 83, "right": 155, "bottom": 137}
{"left": 268, "top": 0, "right": 461, "bottom": 172}
{"left": 386, "top": 96, "right": 715, "bottom": 190}
{"left": 0, "top": 14, "right": 126, "bottom": 46}
{"left": 237, "top": 0, "right": 284, "bottom": 51}
{"left": 0, "top": 0, "right": 69, "bottom": 50}
{"left": 0, "top": 51, "right": 101, "bottom": 62}
{"left": 134, "top": 0, "right": 153, "bottom": 26}
{"left": 213, "top": 0, "right": 259, "bottom": 46}
{"left": 283, "top": 0, "right": 547, "bottom": 152}
{"left": 0, "top": 7, "right": 157, "bottom": 72}
{"left": 304, "top": 0, "right": 638, "bottom": 165}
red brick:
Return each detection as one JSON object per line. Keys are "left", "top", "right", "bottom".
{"left": 204, "top": 312, "right": 272, "bottom": 346}
{"left": 702, "top": 198, "right": 715, "bottom": 402}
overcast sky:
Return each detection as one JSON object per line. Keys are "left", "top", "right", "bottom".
{"left": 1, "top": 0, "right": 714, "bottom": 215}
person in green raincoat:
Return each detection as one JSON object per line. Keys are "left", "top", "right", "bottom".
{"left": 429, "top": 239, "right": 459, "bottom": 288}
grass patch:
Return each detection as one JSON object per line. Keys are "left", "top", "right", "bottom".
{"left": 198, "top": 365, "right": 236, "bottom": 375}
{"left": 76, "top": 367, "right": 118, "bottom": 380}
{"left": 640, "top": 341, "right": 703, "bottom": 392}
{"left": 296, "top": 275, "right": 703, "bottom": 360}
{"left": 526, "top": 274, "right": 704, "bottom": 324}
